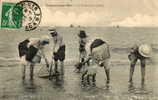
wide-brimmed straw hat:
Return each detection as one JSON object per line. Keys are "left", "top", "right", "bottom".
{"left": 78, "top": 30, "right": 88, "bottom": 38}
{"left": 138, "top": 44, "right": 152, "bottom": 57}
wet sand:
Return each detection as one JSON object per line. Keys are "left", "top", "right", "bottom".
{"left": 0, "top": 27, "right": 158, "bottom": 100}
{"left": 0, "top": 61, "right": 157, "bottom": 100}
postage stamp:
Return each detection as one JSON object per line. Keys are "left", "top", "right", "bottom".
{"left": 1, "top": 0, "right": 42, "bottom": 31}
{"left": 1, "top": 2, "right": 23, "bottom": 29}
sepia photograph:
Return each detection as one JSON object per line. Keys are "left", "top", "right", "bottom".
{"left": 0, "top": 0, "right": 158, "bottom": 100}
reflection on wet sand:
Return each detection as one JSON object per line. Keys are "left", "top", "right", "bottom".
{"left": 22, "top": 80, "right": 38, "bottom": 92}
{"left": 52, "top": 76, "right": 65, "bottom": 89}
{"left": 128, "top": 82, "right": 152, "bottom": 95}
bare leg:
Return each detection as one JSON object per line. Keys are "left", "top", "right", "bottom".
{"left": 60, "top": 61, "right": 64, "bottom": 75}
{"left": 49, "top": 61, "right": 53, "bottom": 80}
{"left": 54, "top": 61, "right": 58, "bottom": 73}
{"left": 87, "top": 75, "right": 90, "bottom": 85}
{"left": 92, "top": 74, "right": 96, "bottom": 86}
{"left": 106, "top": 69, "right": 110, "bottom": 84}
{"left": 82, "top": 70, "right": 87, "bottom": 82}
{"left": 129, "top": 59, "right": 137, "bottom": 83}
{"left": 141, "top": 59, "right": 146, "bottom": 84}
{"left": 92, "top": 74, "right": 96, "bottom": 82}
{"left": 22, "top": 65, "right": 26, "bottom": 80}
{"left": 30, "top": 63, "right": 34, "bottom": 80}
{"left": 104, "top": 67, "right": 110, "bottom": 84}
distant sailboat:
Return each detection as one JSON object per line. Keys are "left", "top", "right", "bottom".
{"left": 70, "top": 24, "right": 74, "bottom": 28}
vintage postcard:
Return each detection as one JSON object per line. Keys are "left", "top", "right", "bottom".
{"left": 0, "top": 0, "right": 158, "bottom": 100}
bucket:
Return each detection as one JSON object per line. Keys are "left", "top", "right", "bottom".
{"left": 32, "top": 55, "right": 41, "bottom": 63}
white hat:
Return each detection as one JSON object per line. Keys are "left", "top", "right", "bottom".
{"left": 138, "top": 44, "right": 152, "bottom": 57}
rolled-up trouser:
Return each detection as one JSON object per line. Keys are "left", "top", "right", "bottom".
{"left": 128, "top": 52, "right": 146, "bottom": 66}
{"left": 54, "top": 45, "right": 66, "bottom": 61}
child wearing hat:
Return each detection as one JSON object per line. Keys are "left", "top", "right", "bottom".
{"left": 81, "top": 57, "right": 98, "bottom": 86}
{"left": 128, "top": 44, "right": 152, "bottom": 84}
{"left": 49, "top": 29, "right": 66, "bottom": 77}
{"left": 77, "top": 30, "right": 88, "bottom": 72}
{"left": 18, "top": 36, "right": 49, "bottom": 80}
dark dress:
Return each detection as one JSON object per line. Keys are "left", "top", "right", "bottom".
{"left": 79, "top": 40, "right": 86, "bottom": 53}
{"left": 18, "top": 39, "right": 39, "bottom": 63}
{"left": 18, "top": 39, "right": 30, "bottom": 57}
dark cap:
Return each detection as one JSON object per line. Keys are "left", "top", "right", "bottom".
{"left": 78, "top": 30, "right": 87, "bottom": 38}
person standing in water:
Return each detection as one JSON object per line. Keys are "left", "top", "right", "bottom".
{"left": 18, "top": 36, "right": 49, "bottom": 80}
{"left": 77, "top": 30, "right": 88, "bottom": 72}
{"left": 81, "top": 39, "right": 111, "bottom": 85}
{"left": 128, "top": 44, "right": 152, "bottom": 84}
{"left": 49, "top": 29, "right": 66, "bottom": 76}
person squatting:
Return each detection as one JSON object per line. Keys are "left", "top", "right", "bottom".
{"left": 76, "top": 30, "right": 88, "bottom": 72}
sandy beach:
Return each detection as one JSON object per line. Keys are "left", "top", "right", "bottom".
{"left": 0, "top": 27, "right": 158, "bottom": 100}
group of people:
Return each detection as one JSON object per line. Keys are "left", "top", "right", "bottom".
{"left": 76, "top": 30, "right": 152, "bottom": 86}
{"left": 18, "top": 29, "right": 66, "bottom": 80}
{"left": 18, "top": 29, "right": 153, "bottom": 86}
{"left": 76, "top": 30, "right": 111, "bottom": 86}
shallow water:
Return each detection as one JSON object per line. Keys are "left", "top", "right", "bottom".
{"left": 0, "top": 27, "right": 158, "bottom": 100}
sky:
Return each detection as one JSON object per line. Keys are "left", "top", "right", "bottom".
{"left": 1, "top": 0, "right": 158, "bottom": 27}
